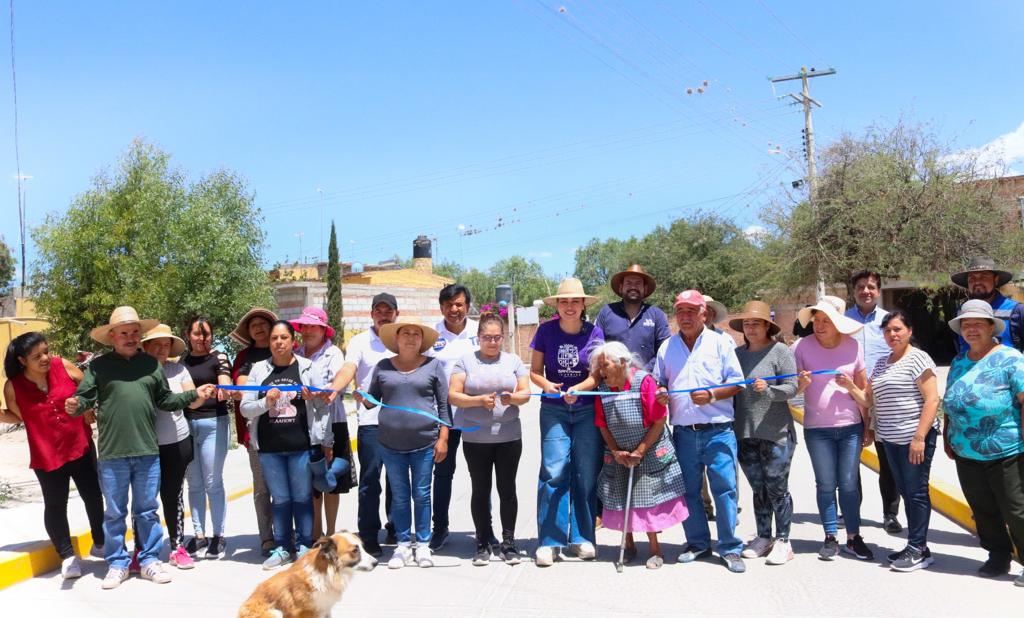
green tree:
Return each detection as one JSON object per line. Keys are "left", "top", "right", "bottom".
{"left": 765, "top": 120, "right": 1024, "bottom": 292}
{"left": 31, "top": 139, "right": 275, "bottom": 354}
{"left": 488, "top": 256, "right": 557, "bottom": 307}
{"left": 325, "top": 221, "right": 344, "bottom": 344}
{"left": 574, "top": 236, "right": 643, "bottom": 305}
{"left": 0, "top": 236, "right": 14, "bottom": 295}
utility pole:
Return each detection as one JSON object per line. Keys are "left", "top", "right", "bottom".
{"left": 769, "top": 67, "right": 836, "bottom": 298}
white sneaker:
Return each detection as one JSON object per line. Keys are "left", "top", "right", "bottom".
{"left": 101, "top": 567, "right": 129, "bottom": 590}
{"left": 569, "top": 542, "right": 596, "bottom": 560}
{"left": 61, "top": 556, "right": 83, "bottom": 580}
{"left": 388, "top": 544, "right": 414, "bottom": 570}
{"left": 535, "top": 546, "right": 556, "bottom": 567}
{"left": 741, "top": 536, "right": 774, "bottom": 559}
{"left": 766, "top": 539, "right": 794, "bottom": 565}
{"left": 140, "top": 561, "right": 172, "bottom": 584}
{"left": 416, "top": 545, "right": 434, "bottom": 568}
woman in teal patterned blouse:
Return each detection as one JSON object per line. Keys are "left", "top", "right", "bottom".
{"left": 942, "top": 299, "right": 1024, "bottom": 586}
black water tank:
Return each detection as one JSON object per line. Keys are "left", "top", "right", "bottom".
{"left": 413, "top": 235, "right": 432, "bottom": 259}
{"left": 495, "top": 285, "right": 513, "bottom": 304}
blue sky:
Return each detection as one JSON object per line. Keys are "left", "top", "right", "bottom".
{"left": 3, "top": 1, "right": 1023, "bottom": 285}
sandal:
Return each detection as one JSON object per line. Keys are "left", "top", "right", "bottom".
{"left": 646, "top": 554, "right": 664, "bottom": 570}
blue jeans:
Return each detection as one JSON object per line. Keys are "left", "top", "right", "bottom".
{"left": 672, "top": 423, "right": 742, "bottom": 556}
{"left": 432, "top": 428, "right": 461, "bottom": 531}
{"left": 357, "top": 425, "right": 393, "bottom": 540}
{"left": 381, "top": 445, "right": 435, "bottom": 544}
{"left": 97, "top": 455, "right": 162, "bottom": 569}
{"left": 186, "top": 415, "right": 228, "bottom": 536}
{"left": 804, "top": 423, "right": 864, "bottom": 536}
{"left": 883, "top": 429, "right": 937, "bottom": 549}
{"left": 259, "top": 450, "right": 314, "bottom": 551}
{"left": 536, "top": 403, "right": 603, "bottom": 548}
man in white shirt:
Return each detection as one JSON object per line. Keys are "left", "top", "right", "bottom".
{"left": 426, "top": 284, "right": 479, "bottom": 551}
{"left": 654, "top": 290, "right": 747, "bottom": 573}
{"left": 327, "top": 293, "right": 398, "bottom": 557}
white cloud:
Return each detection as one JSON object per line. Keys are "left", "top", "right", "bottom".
{"left": 743, "top": 224, "right": 768, "bottom": 239}
{"left": 948, "top": 121, "right": 1024, "bottom": 176}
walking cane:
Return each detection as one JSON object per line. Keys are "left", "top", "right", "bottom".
{"left": 615, "top": 465, "right": 638, "bottom": 573}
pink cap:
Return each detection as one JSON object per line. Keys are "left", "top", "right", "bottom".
{"left": 290, "top": 306, "right": 336, "bottom": 339}
{"left": 673, "top": 290, "right": 707, "bottom": 309}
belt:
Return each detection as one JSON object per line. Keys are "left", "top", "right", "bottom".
{"left": 677, "top": 422, "right": 732, "bottom": 432}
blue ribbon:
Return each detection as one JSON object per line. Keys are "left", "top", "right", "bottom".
{"left": 355, "top": 390, "right": 479, "bottom": 432}
{"left": 217, "top": 384, "right": 336, "bottom": 393}
{"left": 525, "top": 369, "right": 840, "bottom": 398}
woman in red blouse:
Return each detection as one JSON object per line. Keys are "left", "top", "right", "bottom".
{"left": 2, "top": 332, "right": 105, "bottom": 580}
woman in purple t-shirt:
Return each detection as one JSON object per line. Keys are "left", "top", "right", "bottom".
{"left": 529, "top": 278, "right": 605, "bottom": 567}
{"left": 793, "top": 296, "right": 873, "bottom": 562}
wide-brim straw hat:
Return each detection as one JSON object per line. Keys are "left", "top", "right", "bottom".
{"left": 609, "top": 264, "right": 656, "bottom": 299}
{"left": 378, "top": 319, "right": 440, "bottom": 354}
{"left": 950, "top": 256, "right": 1013, "bottom": 288}
{"left": 797, "top": 296, "right": 864, "bottom": 336}
{"left": 543, "top": 277, "right": 599, "bottom": 307}
{"left": 231, "top": 307, "right": 279, "bottom": 345}
{"left": 89, "top": 306, "right": 160, "bottom": 346}
{"left": 948, "top": 299, "right": 1005, "bottom": 336}
{"left": 703, "top": 295, "right": 729, "bottom": 324}
{"left": 728, "top": 300, "right": 781, "bottom": 337}
{"left": 140, "top": 323, "right": 187, "bottom": 357}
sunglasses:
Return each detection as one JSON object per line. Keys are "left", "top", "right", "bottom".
{"left": 480, "top": 335, "right": 504, "bottom": 343}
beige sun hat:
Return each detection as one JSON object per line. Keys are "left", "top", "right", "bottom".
{"left": 703, "top": 295, "right": 729, "bottom": 324}
{"left": 140, "top": 323, "right": 187, "bottom": 357}
{"left": 728, "top": 300, "right": 781, "bottom": 337}
{"left": 947, "top": 299, "right": 1005, "bottom": 336}
{"left": 797, "top": 296, "right": 864, "bottom": 335}
{"left": 89, "top": 306, "right": 160, "bottom": 346}
{"left": 543, "top": 277, "right": 599, "bottom": 307}
{"left": 378, "top": 318, "right": 440, "bottom": 354}
{"left": 230, "top": 307, "right": 279, "bottom": 345}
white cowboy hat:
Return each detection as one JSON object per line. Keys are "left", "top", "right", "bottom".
{"left": 543, "top": 277, "right": 599, "bottom": 307}
{"left": 89, "top": 306, "right": 160, "bottom": 346}
{"left": 140, "top": 323, "right": 187, "bottom": 357}
{"left": 703, "top": 295, "right": 729, "bottom": 325}
{"left": 378, "top": 319, "right": 440, "bottom": 354}
{"left": 797, "top": 296, "right": 864, "bottom": 336}
{"left": 948, "top": 299, "right": 1005, "bottom": 336}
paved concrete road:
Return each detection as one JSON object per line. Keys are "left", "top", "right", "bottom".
{"left": 2, "top": 398, "right": 1020, "bottom": 616}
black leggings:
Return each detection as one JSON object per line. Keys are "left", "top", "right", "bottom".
{"left": 159, "top": 436, "right": 194, "bottom": 549}
{"left": 34, "top": 446, "right": 105, "bottom": 559}
{"left": 462, "top": 439, "right": 522, "bottom": 542}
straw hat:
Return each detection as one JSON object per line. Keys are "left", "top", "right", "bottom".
{"left": 948, "top": 299, "right": 1005, "bottom": 336}
{"left": 797, "top": 296, "right": 863, "bottom": 335}
{"left": 950, "top": 256, "right": 1013, "bottom": 289}
{"left": 609, "top": 264, "right": 656, "bottom": 299}
{"left": 543, "top": 277, "right": 599, "bottom": 307}
{"left": 230, "top": 307, "right": 279, "bottom": 344}
{"left": 378, "top": 319, "right": 440, "bottom": 354}
{"left": 89, "top": 306, "right": 160, "bottom": 346}
{"left": 728, "top": 301, "right": 781, "bottom": 337}
{"left": 140, "top": 323, "right": 187, "bottom": 357}
{"left": 703, "top": 295, "right": 729, "bottom": 324}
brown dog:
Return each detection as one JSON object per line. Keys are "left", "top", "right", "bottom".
{"left": 239, "top": 531, "right": 368, "bottom": 618}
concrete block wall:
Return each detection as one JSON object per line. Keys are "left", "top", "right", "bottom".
{"left": 273, "top": 281, "right": 445, "bottom": 336}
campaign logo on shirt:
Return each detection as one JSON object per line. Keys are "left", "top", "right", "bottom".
{"left": 432, "top": 339, "right": 448, "bottom": 352}
{"left": 557, "top": 343, "right": 580, "bottom": 370}
{"left": 642, "top": 318, "right": 655, "bottom": 327}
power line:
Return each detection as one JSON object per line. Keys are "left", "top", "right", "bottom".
{"left": 752, "top": 0, "right": 825, "bottom": 66}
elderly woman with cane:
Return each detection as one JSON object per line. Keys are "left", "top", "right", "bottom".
{"left": 588, "top": 341, "right": 687, "bottom": 569}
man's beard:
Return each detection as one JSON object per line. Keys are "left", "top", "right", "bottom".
{"left": 968, "top": 289, "right": 993, "bottom": 300}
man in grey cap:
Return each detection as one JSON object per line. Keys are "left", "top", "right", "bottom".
{"left": 950, "top": 256, "right": 1024, "bottom": 352}
{"left": 327, "top": 292, "right": 399, "bottom": 558}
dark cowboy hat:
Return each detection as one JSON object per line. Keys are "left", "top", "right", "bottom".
{"left": 609, "top": 264, "right": 656, "bottom": 299}
{"left": 950, "top": 256, "right": 1013, "bottom": 288}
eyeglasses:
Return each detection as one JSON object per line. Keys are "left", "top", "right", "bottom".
{"left": 480, "top": 335, "right": 504, "bottom": 343}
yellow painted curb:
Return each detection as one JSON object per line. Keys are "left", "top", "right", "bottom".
{"left": 790, "top": 405, "right": 975, "bottom": 534}
{"left": 0, "top": 436, "right": 356, "bottom": 591}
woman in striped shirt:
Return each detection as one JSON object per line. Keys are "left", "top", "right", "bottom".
{"left": 838, "top": 310, "right": 940, "bottom": 572}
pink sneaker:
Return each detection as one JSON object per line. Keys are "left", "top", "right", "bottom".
{"left": 169, "top": 545, "right": 195, "bottom": 570}
{"left": 129, "top": 550, "right": 141, "bottom": 574}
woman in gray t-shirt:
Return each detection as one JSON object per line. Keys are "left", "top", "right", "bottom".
{"left": 449, "top": 313, "right": 531, "bottom": 566}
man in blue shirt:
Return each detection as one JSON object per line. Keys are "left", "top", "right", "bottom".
{"left": 950, "top": 256, "right": 1024, "bottom": 353}
{"left": 844, "top": 269, "right": 902, "bottom": 535}
{"left": 595, "top": 264, "right": 670, "bottom": 371}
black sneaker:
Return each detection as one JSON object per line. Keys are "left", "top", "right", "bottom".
{"left": 978, "top": 557, "right": 1011, "bottom": 578}
{"left": 362, "top": 537, "right": 383, "bottom": 558}
{"left": 472, "top": 543, "right": 490, "bottom": 566}
{"left": 843, "top": 535, "right": 874, "bottom": 561}
{"left": 887, "top": 546, "right": 910, "bottom": 563}
{"left": 384, "top": 523, "right": 397, "bottom": 545}
{"left": 204, "top": 535, "right": 227, "bottom": 559}
{"left": 427, "top": 528, "right": 449, "bottom": 552}
{"left": 882, "top": 516, "right": 903, "bottom": 535}
{"left": 185, "top": 536, "right": 208, "bottom": 558}
{"left": 891, "top": 546, "right": 933, "bottom": 572}
{"left": 818, "top": 535, "right": 840, "bottom": 561}
{"left": 501, "top": 539, "right": 521, "bottom": 565}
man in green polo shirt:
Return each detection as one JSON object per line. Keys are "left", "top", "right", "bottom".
{"left": 65, "top": 306, "right": 215, "bottom": 590}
